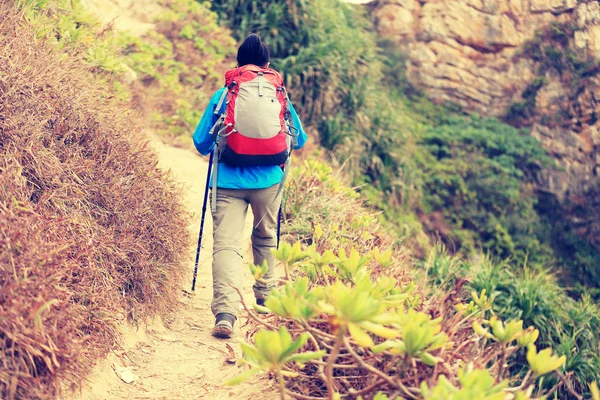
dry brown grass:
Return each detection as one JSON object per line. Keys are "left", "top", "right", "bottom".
{"left": 0, "top": 4, "right": 189, "bottom": 399}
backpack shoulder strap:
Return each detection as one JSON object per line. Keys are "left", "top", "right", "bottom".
{"left": 214, "top": 88, "right": 228, "bottom": 115}
{"left": 210, "top": 86, "right": 229, "bottom": 213}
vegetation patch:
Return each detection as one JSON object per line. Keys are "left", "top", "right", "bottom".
{"left": 416, "top": 115, "right": 552, "bottom": 262}
{"left": 0, "top": 2, "right": 189, "bottom": 398}
{"left": 210, "top": 1, "right": 600, "bottom": 396}
{"left": 507, "top": 21, "right": 600, "bottom": 127}
{"left": 224, "top": 159, "right": 594, "bottom": 399}
{"left": 120, "top": 0, "right": 236, "bottom": 140}
{"left": 422, "top": 247, "right": 600, "bottom": 397}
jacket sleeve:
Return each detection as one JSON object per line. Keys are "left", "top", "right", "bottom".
{"left": 288, "top": 101, "right": 307, "bottom": 150}
{"left": 192, "top": 88, "right": 226, "bottom": 156}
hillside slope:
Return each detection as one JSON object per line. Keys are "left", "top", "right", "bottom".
{"left": 0, "top": 1, "right": 189, "bottom": 398}
{"left": 373, "top": 0, "right": 600, "bottom": 278}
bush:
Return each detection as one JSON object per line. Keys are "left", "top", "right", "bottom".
{"left": 467, "top": 256, "right": 600, "bottom": 397}
{"left": 20, "top": 0, "right": 127, "bottom": 75}
{"left": 416, "top": 115, "right": 552, "bottom": 261}
{"left": 420, "top": 247, "right": 600, "bottom": 398}
{"left": 0, "top": 3, "right": 189, "bottom": 398}
{"left": 211, "top": 0, "right": 310, "bottom": 61}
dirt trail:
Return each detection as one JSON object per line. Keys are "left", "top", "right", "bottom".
{"left": 67, "top": 136, "right": 278, "bottom": 400}
{"left": 64, "top": 3, "right": 279, "bottom": 398}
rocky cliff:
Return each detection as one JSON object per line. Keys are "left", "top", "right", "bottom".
{"left": 372, "top": 0, "right": 600, "bottom": 246}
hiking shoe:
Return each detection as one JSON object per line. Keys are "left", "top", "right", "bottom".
{"left": 212, "top": 313, "right": 235, "bottom": 339}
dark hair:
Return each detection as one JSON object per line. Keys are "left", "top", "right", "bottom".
{"left": 237, "top": 34, "right": 270, "bottom": 67}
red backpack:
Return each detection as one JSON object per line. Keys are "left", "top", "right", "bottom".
{"left": 212, "top": 65, "right": 294, "bottom": 167}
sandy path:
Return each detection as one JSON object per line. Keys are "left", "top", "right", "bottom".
{"left": 68, "top": 137, "right": 278, "bottom": 400}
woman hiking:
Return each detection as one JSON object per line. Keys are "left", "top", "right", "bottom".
{"left": 192, "top": 34, "right": 307, "bottom": 339}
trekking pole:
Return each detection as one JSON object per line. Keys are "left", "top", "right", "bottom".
{"left": 276, "top": 204, "right": 282, "bottom": 249}
{"left": 191, "top": 150, "right": 214, "bottom": 292}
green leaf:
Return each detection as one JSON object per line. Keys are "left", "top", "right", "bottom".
{"left": 252, "top": 303, "right": 271, "bottom": 314}
{"left": 223, "top": 367, "right": 261, "bottom": 385}
{"left": 371, "top": 340, "right": 396, "bottom": 354}
{"left": 348, "top": 322, "right": 374, "bottom": 347}
{"left": 526, "top": 345, "right": 566, "bottom": 376}
{"left": 360, "top": 321, "right": 399, "bottom": 339}
{"left": 286, "top": 350, "right": 327, "bottom": 363}
{"left": 280, "top": 332, "right": 308, "bottom": 361}
{"left": 255, "top": 330, "right": 282, "bottom": 364}
{"left": 240, "top": 342, "right": 262, "bottom": 365}
{"left": 418, "top": 352, "right": 439, "bottom": 366}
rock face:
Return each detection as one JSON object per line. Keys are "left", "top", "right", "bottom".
{"left": 373, "top": 0, "right": 600, "bottom": 210}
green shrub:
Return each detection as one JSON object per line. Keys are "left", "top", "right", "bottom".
{"left": 20, "top": 0, "right": 127, "bottom": 74}
{"left": 223, "top": 159, "right": 582, "bottom": 399}
{"left": 416, "top": 115, "right": 552, "bottom": 261}
{"left": 466, "top": 256, "right": 600, "bottom": 397}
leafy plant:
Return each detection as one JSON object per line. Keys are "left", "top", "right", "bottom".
{"left": 416, "top": 115, "right": 552, "bottom": 261}
{"left": 272, "top": 241, "right": 309, "bottom": 279}
{"left": 527, "top": 345, "right": 566, "bottom": 377}
{"left": 225, "top": 327, "right": 325, "bottom": 393}
{"left": 231, "top": 228, "right": 581, "bottom": 399}
{"left": 421, "top": 369, "right": 512, "bottom": 400}
{"left": 263, "top": 277, "right": 323, "bottom": 322}
{"left": 372, "top": 309, "right": 448, "bottom": 366}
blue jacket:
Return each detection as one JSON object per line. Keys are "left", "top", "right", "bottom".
{"left": 192, "top": 87, "right": 307, "bottom": 189}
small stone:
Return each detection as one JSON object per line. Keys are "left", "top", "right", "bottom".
{"left": 113, "top": 365, "right": 136, "bottom": 384}
{"left": 121, "top": 64, "right": 137, "bottom": 84}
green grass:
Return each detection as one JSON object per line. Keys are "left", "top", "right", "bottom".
{"left": 422, "top": 246, "right": 600, "bottom": 397}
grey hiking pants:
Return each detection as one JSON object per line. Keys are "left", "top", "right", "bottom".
{"left": 210, "top": 184, "right": 282, "bottom": 317}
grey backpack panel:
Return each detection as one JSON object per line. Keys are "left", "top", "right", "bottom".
{"left": 234, "top": 77, "right": 282, "bottom": 139}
